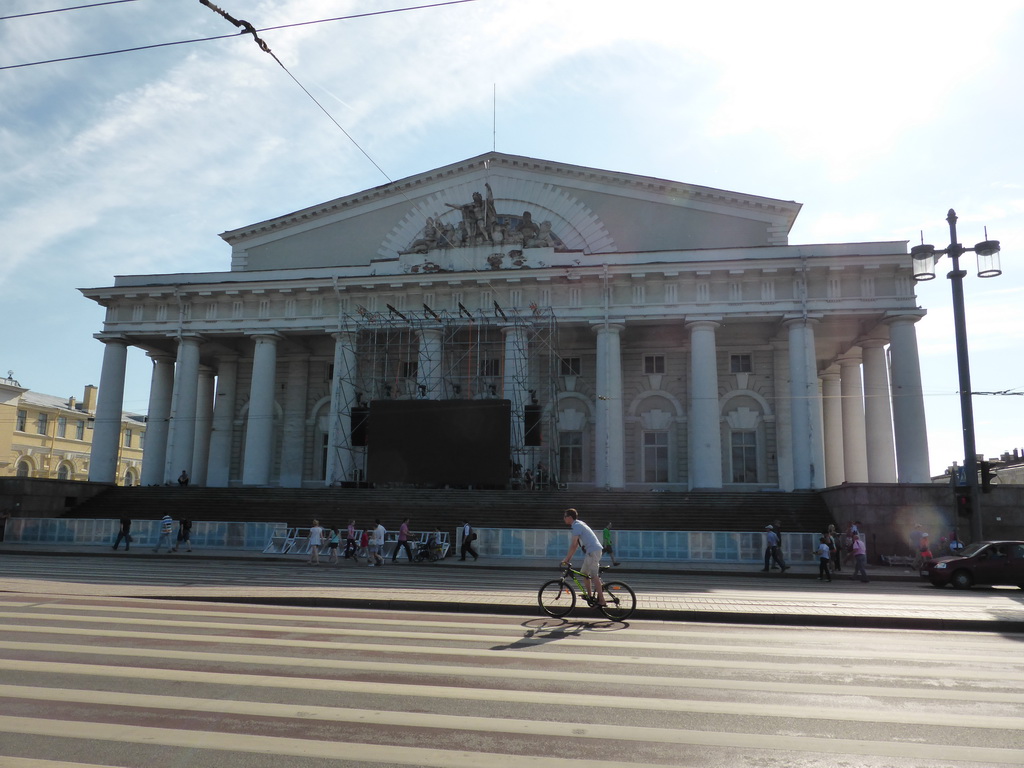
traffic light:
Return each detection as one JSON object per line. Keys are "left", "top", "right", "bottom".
{"left": 954, "top": 490, "right": 972, "bottom": 516}
{"left": 980, "top": 461, "right": 996, "bottom": 494}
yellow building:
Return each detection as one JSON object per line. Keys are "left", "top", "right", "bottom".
{"left": 0, "top": 373, "right": 145, "bottom": 485}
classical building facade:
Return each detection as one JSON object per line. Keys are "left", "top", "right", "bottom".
{"left": 81, "top": 153, "right": 930, "bottom": 490}
{"left": 0, "top": 375, "right": 145, "bottom": 485}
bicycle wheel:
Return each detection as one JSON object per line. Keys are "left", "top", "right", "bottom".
{"left": 599, "top": 580, "right": 636, "bottom": 620}
{"left": 538, "top": 579, "right": 576, "bottom": 617}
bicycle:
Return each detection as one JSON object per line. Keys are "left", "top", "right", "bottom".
{"left": 538, "top": 563, "right": 636, "bottom": 621}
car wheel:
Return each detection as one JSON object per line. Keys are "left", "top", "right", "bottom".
{"left": 951, "top": 570, "right": 973, "bottom": 590}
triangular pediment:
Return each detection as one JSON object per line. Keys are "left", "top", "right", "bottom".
{"left": 220, "top": 152, "right": 801, "bottom": 273}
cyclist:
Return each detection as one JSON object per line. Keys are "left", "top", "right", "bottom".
{"left": 560, "top": 508, "right": 606, "bottom": 607}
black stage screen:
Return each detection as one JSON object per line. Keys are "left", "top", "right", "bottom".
{"left": 367, "top": 399, "right": 510, "bottom": 486}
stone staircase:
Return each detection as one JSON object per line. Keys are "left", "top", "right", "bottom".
{"left": 66, "top": 486, "right": 833, "bottom": 537}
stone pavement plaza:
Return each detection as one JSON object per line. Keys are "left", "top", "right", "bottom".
{"left": 1, "top": 543, "right": 1023, "bottom": 633}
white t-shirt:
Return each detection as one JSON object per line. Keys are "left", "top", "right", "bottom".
{"left": 816, "top": 542, "right": 831, "bottom": 559}
{"left": 570, "top": 519, "right": 602, "bottom": 554}
{"left": 372, "top": 524, "right": 386, "bottom": 546}
{"left": 308, "top": 525, "right": 324, "bottom": 546}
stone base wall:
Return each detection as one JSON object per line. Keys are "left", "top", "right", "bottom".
{"left": 0, "top": 477, "right": 111, "bottom": 518}
{"left": 820, "top": 483, "right": 1024, "bottom": 558}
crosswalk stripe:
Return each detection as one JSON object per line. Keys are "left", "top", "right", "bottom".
{"left": 2, "top": 711, "right": 1024, "bottom": 765}
{"left": 3, "top": 652, "right": 1023, "bottom": 709}
{"left": 6, "top": 622, "right": 1024, "bottom": 684}
{"left": 2, "top": 675, "right": 1021, "bottom": 732}
{"left": 4, "top": 607, "right": 1024, "bottom": 665}
{"left": 3, "top": 596, "right": 1016, "bottom": 657}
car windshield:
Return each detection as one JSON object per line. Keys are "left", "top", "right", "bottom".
{"left": 956, "top": 542, "right": 988, "bottom": 558}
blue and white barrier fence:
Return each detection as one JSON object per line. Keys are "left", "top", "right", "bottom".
{"left": 3, "top": 518, "right": 819, "bottom": 564}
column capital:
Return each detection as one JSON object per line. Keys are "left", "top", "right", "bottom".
{"left": 836, "top": 348, "right": 863, "bottom": 366}
{"left": 590, "top": 322, "right": 626, "bottom": 335}
{"left": 92, "top": 333, "right": 130, "bottom": 345}
{"left": 781, "top": 314, "right": 821, "bottom": 328}
{"left": 883, "top": 310, "right": 927, "bottom": 326}
{"left": 684, "top": 318, "right": 721, "bottom": 331}
{"left": 246, "top": 332, "right": 283, "bottom": 342}
{"left": 857, "top": 336, "right": 888, "bottom": 349}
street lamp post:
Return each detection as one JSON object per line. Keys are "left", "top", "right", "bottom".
{"left": 911, "top": 209, "right": 1002, "bottom": 543}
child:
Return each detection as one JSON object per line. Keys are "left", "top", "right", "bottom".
{"left": 815, "top": 536, "right": 832, "bottom": 582}
{"left": 327, "top": 528, "right": 340, "bottom": 564}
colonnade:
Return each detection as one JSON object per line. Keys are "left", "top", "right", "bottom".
{"left": 88, "top": 312, "right": 931, "bottom": 489}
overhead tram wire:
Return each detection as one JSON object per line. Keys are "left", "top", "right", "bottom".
{"left": 0, "top": 0, "right": 483, "bottom": 71}
{"left": 0, "top": 1, "right": 140, "bottom": 22}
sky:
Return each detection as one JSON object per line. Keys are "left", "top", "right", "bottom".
{"left": 2, "top": 0, "right": 1023, "bottom": 478}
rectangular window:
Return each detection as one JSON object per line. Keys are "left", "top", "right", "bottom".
{"left": 36, "top": 413, "right": 48, "bottom": 435}
{"left": 139, "top": 431, "right": 145, "bottom": 449}
{"left": 559, "top": 357, "right": 581, "bottom": 376}
{"left": 16, "top": 409, "right": 27, "bottom": 431}
{"left": 123, "top": 429, "right": 132, "bottom": 448}
{"left": 559, "top": 431, "right": 584, "bottom": 482}
{"left": 57, "top": 417, "right": 67, "bottom": 438}
{"left": 643, "top": 354, "right": 665, "bottom": 374}
{"left": 731, "top": 431, "right": 758, "bottom": 483}
{"left": 401, "top": 360, "right": 418, "bottom": 379}
{"left": 479, "top": 359, "right": 500, "bottom": 378}
{"left": 643, "top": 431, "right": 669, "bottom": 483}
{"left": 75, "top": 421, "right": 85, "bottom": 440}
{"left": 730, "top": 354, "right": 753, "bottom": 373}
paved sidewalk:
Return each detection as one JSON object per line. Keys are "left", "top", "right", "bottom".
{"left": 3, "top": 542, "right": 1023, "bottom": 633}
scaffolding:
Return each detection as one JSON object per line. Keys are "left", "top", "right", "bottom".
{"left": 329, "top": 304, "right": 562, "bottom": 488}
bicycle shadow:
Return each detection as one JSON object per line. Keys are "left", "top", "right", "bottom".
{"left": 490, "top": 617, "right": 628, "bottom": 650}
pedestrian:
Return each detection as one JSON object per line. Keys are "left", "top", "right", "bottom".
{"left": 153, "top": 513, "right": 174, "bottom": 553}
{"left": 112, "top": 517, "right": 132, "bottom": 551}
{"left": 825, "top": 524, "right": 841, "bottom": 572}
{"left": 358, "top": 527, "right": 369, "bottom": 561}
{"left": 761, "top": 525, "right": 789, "bottom": 572}
{"left": 392, "top": 517, "right": 414, "bottom": 563}
{"left": 851, "top": 532, "right": 869, "bottom": 582}
{"left": 344, "top": 519, "right": 357, "bottom": 559}
{"left": 327, "top": 528, "right": 341, "bottom": 564}
{"left": 560, "top": 508, "right": 606, "bottom": 607}
{"left": 368, "top": 519, "right": 386, "bottom": 566}
{"left": 171, "top": 517, "right": 193, "bottom": 552}
{"left": 602, "top": 521, "right": 621, "bottom": 566}
{"left": 307, "top": 519, "right": 325, "bottom": 565}
{"left": 815, "top": 536, "right": 832, "bottom": 582}
{"left": 460, "top": 520, "right": 478, "bottom": 561}
{"left": 912, "top": 530, "right": 932, "bottom": 570}
{"left": 177, "top": 469, "right": 190, "bottom": 487}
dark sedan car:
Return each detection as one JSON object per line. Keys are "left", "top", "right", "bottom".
{"left": 921, "top": 540, "right": 1024, "bottom": 589}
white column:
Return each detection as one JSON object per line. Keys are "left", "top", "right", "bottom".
{"left": 503, "top": 325, "right": 529, "bottom": 451}
{"left": 140, "top": 352, "right": 175, "bottom": 486}
{"left": 279, "top": 355, "right": 309, "bottom": 488}
{"left": 417, "top": 328, "right": 443, "bottom": 399}
{"left": 687, "top": 319, "right": 723, "bottom": 489}
{"left": 771, "top": 341, "right": 794, "bottom": 491}
{"left": 785, "top": 318, "right": 824, "bottom": 489}
{"left": 593, "top": 323, "right": 625, "bottom": 489}
{"left": 837, "top": 349, "right": 869, "bottom": 482}
{"left": 821, "top": 367, "right": 845, "bottom": 486}
{"left": 206, "top": 356, "right": 238, "bottom": 488}
{"left": 326, "top": 331, "right": 357, "bottom": 486}
{"left": 88, "top": 336, "right": 129, "bottom": 483}
{"left": 190, "top": 366, "right": 215, "bottom": 486}
{"left": 241, "top": 334, "right": 280, "bottom": 486}
{"left": 861, "top": 338, "right": 897, "bottom": 483}
{"left": 887, "top": 314, "right": 931, "bottom": 482}
{"left": 167, "top": 335, "right": 202, "bottom": 483}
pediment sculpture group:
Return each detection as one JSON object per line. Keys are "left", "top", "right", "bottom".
{"left": 401, "top": 184, "right": 557, "bottom": 254}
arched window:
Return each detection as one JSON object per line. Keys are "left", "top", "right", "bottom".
{"left": 16, "top": 460, "right": 31, "bottom": 478}
{"left": 123, "top": 469, "right": 137, "bottom": 487}
{"left": 57, "top": 463, "right": 70, "bottom": 481}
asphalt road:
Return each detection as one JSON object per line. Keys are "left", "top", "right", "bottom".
{"left": 1, "top": 592, "right": 1022, "bottom": 767}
